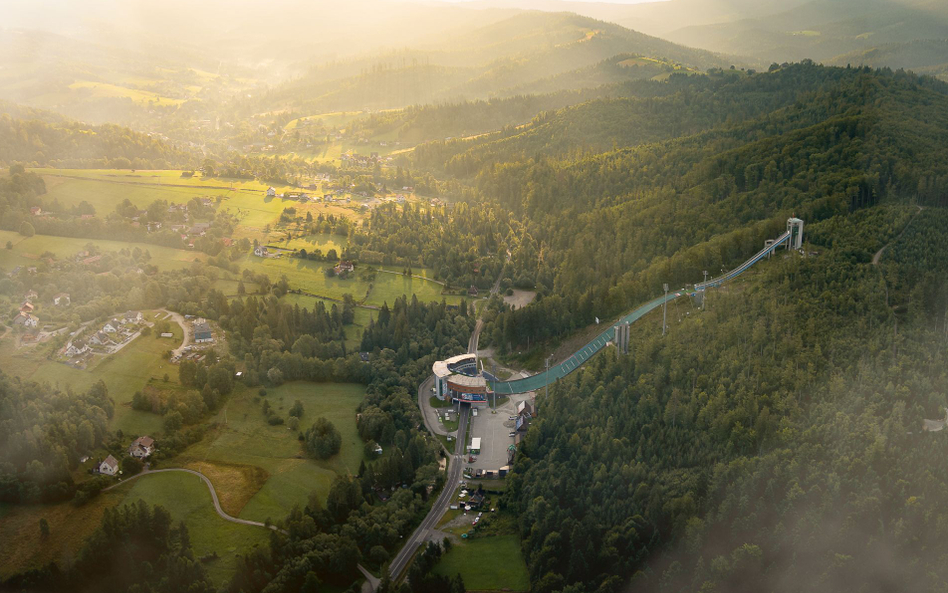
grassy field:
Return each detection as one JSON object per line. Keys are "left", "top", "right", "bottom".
{"left": 237, "top": 255, "right": 452, "bottom": 306}
{"left": 119, "top": 471, "right": 269, "bottom": 585}
{"left": 33, "top": 168, "right": 366, "bottom": 242}
{"left": 0, "top": 490, "right": 125, "bottom": 580}
{"left": 68, "top": 80, "right": 186, "bottom": 105}
{"left": 0, "top": 229, "right": 205, "bottom": 272}
{"left": 177, "top": 382, "right": 366, "bottom": 523}
{"left": 433, "top": 535, "right": 530, "bottom": 591}
{"left": 0, "top": 310, "right": 182, "bottom": 436}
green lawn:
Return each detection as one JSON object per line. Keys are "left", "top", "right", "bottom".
{"left": 433, "top": 535, "right": 530, "bottom": 591}
{"left": 119, "top": 471, "right": 269, "bottom": 585}
{"left": 0, "top": 309, "right": 182, "bottom": 436}
{"left": 179, "top": 382, "right": 366, "bottom": 523}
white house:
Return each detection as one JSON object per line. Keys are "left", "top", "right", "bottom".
{"left": 254, "top": 246, "right": 269, "bottom": 257}
{"left": 266, "top": 187, "right": 276, "bottom": 198}
{"left": 102, "top": 321, "right": 119, "bottom": 333}
{"left": 64, "top": 341, "right": 90, "bottom": 357}
{"left": 52, "top": 292, "right": 70, "bottom": 306}
{"left": 13, "top": 312, "right": 38, "bottom": 328}
{"left": 128, "top": 436, "right": 155, "bottom": 458}
{"left": 98, "top": 455, "right": 119, "bottom": 476}
{"left": 123, "top": 311, "right": 144, "bottom": 324}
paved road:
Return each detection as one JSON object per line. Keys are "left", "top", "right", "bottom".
{"left": 388, "top": 405, "right": 470, "bottom": 582}
{"left": 389, "top": 272, "right": 500, "bottom": 584}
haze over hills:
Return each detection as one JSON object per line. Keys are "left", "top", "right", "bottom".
{"left": 4, "top": 3, "right": 948, "bottom": 593}
{"left": 663, "top": 0, "right": 948, "bottom": 76}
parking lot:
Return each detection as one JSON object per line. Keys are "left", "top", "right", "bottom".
{"left": 464, "top": 392, "right": 534, "bottom": 476}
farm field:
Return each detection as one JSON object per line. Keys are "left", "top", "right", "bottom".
{"left": 32, "top": 168, "right": 371, "bottom": 242}
{"left": 0, "top": 229, "right": 205, "bottom": 272}
{"left": 0, "top": 310, "right": 183, "bottom": 436}
{"left": 119, "top": 471, "right": 269, "bottom": 585}
{"left": 176, "top": 381, "right": 366, "bottom": 523}
{"left": 433, "top": 535, "right": 530, "bottom": 591}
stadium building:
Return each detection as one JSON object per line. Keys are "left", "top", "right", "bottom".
{"left": 432, "top": 353, "right": 493, "bottom": 404}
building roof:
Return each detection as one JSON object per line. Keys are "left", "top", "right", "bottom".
{"left": 432, "top": 353, "right": 477, "bottom": 378}
{"left": 471, "top": 437, "right": 481, "bottom": 449}
{"left": 447, "top": 374, "right": 488, "bottom": 389}
{"left": 133, "top": 436, "right": 154, "bottom": 448}
{"left": 101, "top": 455, "right": 118, "bottom": 470}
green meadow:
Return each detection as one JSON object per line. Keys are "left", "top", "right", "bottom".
{"left": 177, "top": 382, "right": 366, "bottom": 523}
{"left": 433, "top": 535, "right": 530, "bottom": 591}
{"left": 119, "top": 471, "right": 269, "bottom": 585}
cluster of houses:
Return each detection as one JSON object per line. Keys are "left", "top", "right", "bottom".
{"left": 60, "top": 311, "right": 145, "bottom": 366}
{"left": 96, "top": 435, "right": 155, "bottom": 476}
{"left": 12, "top": 289, "right": 74, "bottom": 332}
{"left": 12, "top": 298, "right": 39, "bottom": 331}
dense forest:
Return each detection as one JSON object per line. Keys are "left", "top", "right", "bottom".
{"left": 455, "top": 64, "right": 948, "bottom": 357}
{"left": 504, "top": 204, "right": 948, "bottom": 592}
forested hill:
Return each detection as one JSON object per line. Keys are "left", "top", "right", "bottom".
{"left": 421, "top": 64, "right": 948, "bottom": 354}
{"left": 0, "top": 107, "right": 196, "bottom": 168}
{"left": 664, "top": 0, "right": 948, "bottom": 76}
{"left": 505, "top": 205, "right": 948, "bottom": 592}
{"left": 259, "top": 12, "right": 731, "bottom": 114}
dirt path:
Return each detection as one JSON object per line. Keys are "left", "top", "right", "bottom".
{"left": 104, "top": 467, "right": 284, "bottom": 531}
{"left": 107, "top": 466, "right": 379, "bottom": 587}
{"left": 874, "top": 206, "right": 924, "bottom": 266}
{"left": 873, "top": 206, "right": 924, "bottom": 307}
{"left": 159, "top": 309, "right": 192, "bottom": 357}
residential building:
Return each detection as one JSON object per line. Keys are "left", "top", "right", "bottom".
{"left": 52, "top": 292, "right": 70, "bottom": 306}
{"left": 266, "top": 187, "right": 276, "bottom": 197}
{"left": 254, "top": 246, "right": 269, "bottom": 257}
{"left": 193, "top": 321, "right": 213, "bottom": 343}
{"left": 13, "top": 312, "right": 38, "bottom": 328}
{"left": 334, "top": 260, "right": 354, "bottom": 275}
{"left": 128, "top": 436, "right": 155, "bottom": 458}
{"left": 98, "top": 455, "right": 119, "bottom": 476}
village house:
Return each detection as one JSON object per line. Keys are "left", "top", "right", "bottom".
{"left": 30, "top": 206, "right": 42, "bottom": 216}
{"left": 20, "top": 300, "right": 34, "bottom": 313}
{"left": 123, "top": 311, "right": 144, "bottom": 324}
{"left": 266, "top": 187, "right": 276, "bottom": 198}
{"left": 221, "top": 237, "right": 234, "bottom": 247}
{"left": 24, "top": 289, "right": 38, "bottom": 300}
{"left": 189, "top": 223, "right": 211, "bottom": 236}
{"left": 81, "top": 255, "right": 102, "bottom": 266}
{"left": 13, "top": 312, "right": 38, "bottom": 329}
{"left": 89, "top": 331, "right": 112, "bottom": 346}
{"left": 334, "top": 260, "right": 355, "bottom": 275}
{"left": 98, "top": 455, "right": 119, "bottom": 476}
{"left": 468, "top": 285, "right": 479, "bottom": 297}
{"left": 128, "top": 436, "right": 155, "bottom": 458}
{"left": 52, "top": 292, "right": 70, "bottom": 306}
{"left": 102, "top": 320, "right": 119, "bottom": 333}
{"left": 254, "top": 246, "right": 269, "bottom": 257}
{"left": 64, "top": 340, "right": 90, "bottom": 357}
{"left": 193, "top": 321, "right": 213, "bottom": 343}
